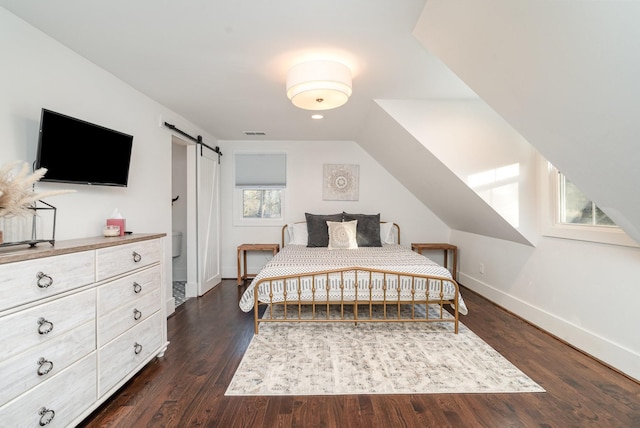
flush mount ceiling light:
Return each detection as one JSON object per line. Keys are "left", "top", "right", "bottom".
{"left": 286, "top": 60, "right": 352, "bottom": 110}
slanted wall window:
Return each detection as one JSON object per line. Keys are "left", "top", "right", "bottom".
{"left": 558, "top": 173, "right": 615, "bottom": 226}
{"left": 540, "top": 157, "right": 636, "bottom": 247}
{"left": 234, "top": 153, "right": 286, "bottom": 225}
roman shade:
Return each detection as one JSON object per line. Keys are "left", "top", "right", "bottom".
{"left": 234, "top": 153, "right": 286, "bottom": 188}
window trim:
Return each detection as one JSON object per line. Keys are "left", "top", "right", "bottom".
{"left": 538, "top": 155, "right": 638, "bottom": 247}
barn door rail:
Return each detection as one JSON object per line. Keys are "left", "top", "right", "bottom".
{"left": 164, "top": 122, "right": 223, "bottom": 162}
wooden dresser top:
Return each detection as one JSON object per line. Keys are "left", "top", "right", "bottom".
{"left": 0, "top": 233, "right": 166, "bottom": 265}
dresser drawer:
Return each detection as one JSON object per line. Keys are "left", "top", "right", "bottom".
{"left": 96, "top": 239, "right": 162, "bottom": 281}
{"left": 0, "top": 353, "right": 96, "bottom": 428}
{"left": 97, "top": 265, "right": 160, "bottom": 315}
{"left": 98, "top": 286, "right": 161, "bottom": 346}
{"left": 0, "top": 320, "right": 95, "bottom": 407}
{"left": 0, "top": 251, "right": 95, "bottom": 312}
{"left": 99, "top": 311, "right": 162, "bottom": 397}
{"left": 0, "top": 289, "right": 96, "bottom": 361}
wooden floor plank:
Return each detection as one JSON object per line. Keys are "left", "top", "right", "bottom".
{"left": 79, "top": 279, "right": 640, "bottom": 427}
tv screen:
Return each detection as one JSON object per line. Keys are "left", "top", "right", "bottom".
{"left": 36, "top": 108, "right": 133, "bottom": 187}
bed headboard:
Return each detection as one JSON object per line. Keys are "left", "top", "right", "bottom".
{"left": 281, "top": 222, "right": 401, "bottom": 247}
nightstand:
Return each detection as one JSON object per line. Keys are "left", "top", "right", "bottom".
{"left": 411, "top": 243, "right": 458, "bottom": 281}
{"left": 237, "top": 243, "right": 279, "bottom": 285}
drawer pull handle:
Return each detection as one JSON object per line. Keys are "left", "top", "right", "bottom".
{"left": 36, "top": 272, "right": 53, "bottom": 288}
{"left": 132, "top": 251, "right": 142, "bottom": 263}
{"left": 133, "top": 282, "right": 142, "bottom": 293}
{"left": 37, "top": 318, "right": 54, "bottom": 335}
{"left": 37, "top": 358, "right": 54, "bottom": 376}
{"left": 134, "top": 342, "right": 143, "bottom": 355}
{"left": 133, "top": 309, "right": 142, "bottom": 321}
{"left": 38, "top": 407, "right": 55, "bottom": 426}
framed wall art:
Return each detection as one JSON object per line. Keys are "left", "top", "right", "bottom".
{"left": 323, "top": 164, "right": 359, "bottom": 201}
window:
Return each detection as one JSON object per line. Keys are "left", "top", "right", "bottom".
{"left": 558, "top": 173, "right": 615, "bottom": 226}
{"left": 242, "top": 189, "right": 282, "bottom": 219}
{"left": 234, "top": 152, "right": 286, "bottom": 225}
{"left": 539, "top": 157, "right": 636, "bottom": 247}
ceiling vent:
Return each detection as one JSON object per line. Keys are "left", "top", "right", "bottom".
{"left": 243, "top": 131, "right": 266, "bottom": 136}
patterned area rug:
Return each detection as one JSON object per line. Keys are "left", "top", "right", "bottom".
{"left": 226, "top": 305, "right": 544, "bottom": 396}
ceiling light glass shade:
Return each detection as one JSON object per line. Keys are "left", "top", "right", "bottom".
{"left": 286, "top": 60, "right": 352, "bottom": 110}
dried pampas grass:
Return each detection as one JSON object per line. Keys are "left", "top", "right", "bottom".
{"left": 0, "top": 161, "right": 75, "bottom": 217}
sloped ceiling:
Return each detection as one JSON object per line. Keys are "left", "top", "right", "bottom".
{"left": 0, "top": 1, "right": 532, "bottom": 246}
{"left": 358, "top": 102, "right": 532, "bottom": 246}
{"left": 413, "top": 0, "right": 640, "bottom": 243}
{"left": 0, "top": 0, "right": 476, "bottom": 141}
{"left": 5, "top": 1, "right": 631, "bottom": 246}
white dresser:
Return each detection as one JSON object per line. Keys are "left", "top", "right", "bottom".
{"left": 0, "top": 234, "right": 168, "bottom": 427}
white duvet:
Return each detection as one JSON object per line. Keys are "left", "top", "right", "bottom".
{"left": 239, "top": 245, "right": 468, "bottom": 315}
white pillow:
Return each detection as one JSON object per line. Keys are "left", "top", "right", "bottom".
{"left": 379, "top": 222, "right": 394, "bottom": 244}
{"left": 327, "top": 220, "right": 358, "bottom": 249}
{"left": 288, "top": 223, "right": 308, "bottom": 245}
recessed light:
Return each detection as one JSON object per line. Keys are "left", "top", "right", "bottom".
{"left": 311, "top": 114, "right": 324, "bottom": 120}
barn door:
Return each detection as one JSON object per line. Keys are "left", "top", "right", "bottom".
{"left": 197, "top": 146, "right": 221, "bottom": 295}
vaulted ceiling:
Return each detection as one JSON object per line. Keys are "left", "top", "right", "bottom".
{"left": 414, "top": 0, "right": 640, "bottom": 244}
{"left": 2, "top": 0, "right": 638, "bottom": 244}
{"left": 0, "top": 0, "right": 475, "bottom": 140}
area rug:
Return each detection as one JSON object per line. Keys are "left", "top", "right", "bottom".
{"left": 225, "top": 305, "right": 545, "bottom": 396}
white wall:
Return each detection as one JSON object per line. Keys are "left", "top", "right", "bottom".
{"left": 358, "top": 102, "right": 532, "bottom": 246}
{"left": 217, "top": 140, "right": 451, "bottom": 278}
{"left": 0, "top": 8, "right": 214, "bottom": 316}
{"left": 379, "top": 99, "right": 539, "bottom": 244}
{"left": 362, "top": 97, "right": 640, "bottom": 381}
{"left": 409, "top": 2, "right": 640, "bottom": 380}
{"left": 456, "top": 230, "right": 640, "bottom": 381}
{"left": 415, "top": 0, "right": 640, "bottom": 244}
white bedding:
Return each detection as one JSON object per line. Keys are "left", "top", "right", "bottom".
{"left": 239, "top": 244, "right": 468, "bottom": 315}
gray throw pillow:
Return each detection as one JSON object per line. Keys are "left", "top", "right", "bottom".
{"left": 305, "top": 213, "right": 343, "bottom": 247}
{"left": 342, "top": 212, "right": 382, "bottom": 247}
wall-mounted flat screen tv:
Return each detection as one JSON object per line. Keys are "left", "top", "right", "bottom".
{"left": 36, "top": 108, "right": 133, "bottom": 187}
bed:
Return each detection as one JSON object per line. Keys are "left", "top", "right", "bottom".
{"left": 239, "top": 213, "right": 468, "bottom": 334}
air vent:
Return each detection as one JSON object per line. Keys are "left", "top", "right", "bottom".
{"left": 243, "top": 131, "right": 266, "bottom": 136}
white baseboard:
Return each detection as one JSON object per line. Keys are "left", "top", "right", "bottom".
{"left": 185, "top": 281, "right": 198, "bottom": 298}
{"left": 458, "top": 272, "right": 640, "bottom": 383}
{"left": 166, "top": 296, "right": 176, "bottom": 317}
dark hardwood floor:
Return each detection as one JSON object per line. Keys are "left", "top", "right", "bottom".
{"left": 80, "top": 279, "right": 640, "bottom": 427}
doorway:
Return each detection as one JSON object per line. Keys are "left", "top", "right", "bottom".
{"left": 171, "top": 138, "right": 189, "bottom": 308}
{"left": 170, "top": 133, "right": 221, "bottom": 310}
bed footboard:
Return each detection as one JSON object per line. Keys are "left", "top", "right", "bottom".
{"left": 252, "top": 267, "right": 460, "bottom": 334}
